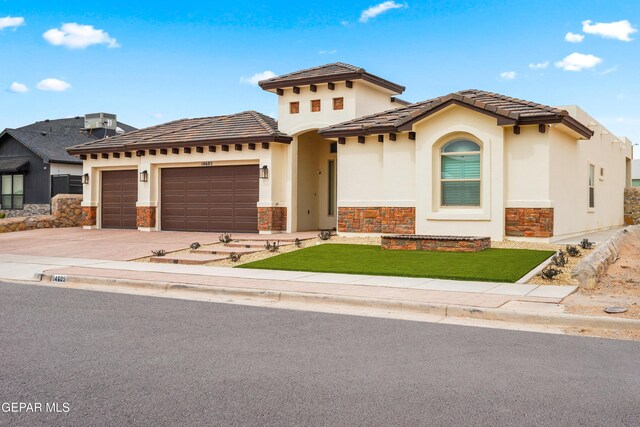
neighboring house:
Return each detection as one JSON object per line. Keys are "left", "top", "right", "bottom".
{"left": 68, "top": 63, "right": 634, "bottom": 242}
{"left": 0, "top": 114, "right": 136, "bottom": 217}
{"left": 633, "top": 159, "right": 640, "bottom": 187}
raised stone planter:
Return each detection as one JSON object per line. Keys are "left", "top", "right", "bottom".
{"left": 382, "top": 235, "right": 491, "bottom": 252}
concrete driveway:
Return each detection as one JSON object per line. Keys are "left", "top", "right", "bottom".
{"left": 0, "top": 227, "right": 315, "bottom": 261}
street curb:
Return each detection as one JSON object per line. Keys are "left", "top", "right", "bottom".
{"left": 41, "top": 273, "right": 640, "bottom": 332}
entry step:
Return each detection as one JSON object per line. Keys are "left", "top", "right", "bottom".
{"left": 225, "top": 240, "right": 296, "bottom": 249}
{"left": 150, "top": 253, "right": 228, "bottom": 265}
{"left": 191, "top": 246, "right": 261, "bottom": 255}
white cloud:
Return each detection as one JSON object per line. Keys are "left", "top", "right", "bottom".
{"left": 564, "top": 32, "right": 584, "bottom": 43}
{"left": 499, "top": 71, "right": 516, "bottom": 81}
{"left": 555, "top": 52, "right": 602, "bottom": 71}
{"left": 43, "top": 23, "right": 119, "bottom": 49}
{"left": 9, "top": 82, "right": 28, "bottom": 93}
{"left": 340, "top": 21, "right": 351, "bottom": 27}
{"left": 318, "top": 49, "right": 337, "bottom": 54}
{"left": 36, "top": 78, "right": 71, "bottom": 92}
{"left": 359, "top": 1, "right": 406, "bottom": 23}
{"left": 599, "top": 65, "right": 618, "bottom": 75}
{"left": 528, "top": 61, "right": 549, "bottom": 70}
{"left": 582, "top": 19, "right": 637, "bottom": 41}
{"left": 0, "top": 16, "right": 24, "bottom": 30}
{"left": 152, "top": 113, "right": 163, "bottom": 119}
{"left": 240, "top": 70, "right": 277, "bottom": 85}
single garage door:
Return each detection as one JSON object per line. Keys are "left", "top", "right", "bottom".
{"left": 101, "top": 170, "right": 137, "bottom": 229}
{"left": 161, "top": 165, "right": 259, "bottom": 233}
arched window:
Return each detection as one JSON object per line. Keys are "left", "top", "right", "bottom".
{"left": 440, "top": 139, "right": 481, "bottom": 207}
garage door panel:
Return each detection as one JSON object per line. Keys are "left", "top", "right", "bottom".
{"left": 161, "top": 165, "right": 258, "bottom": 232}
{"left": 101, "top": 170, "right": 137, "bottom": 229}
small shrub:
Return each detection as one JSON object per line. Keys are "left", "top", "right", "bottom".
{"left": 318, "top": 230, "right": 332, "bottom": 240}
{"left": 294, "top": 238, "right": 302, "bottom": 248}
{"left": 0, "top": 213, "right": 5, "bottom": 219}
{"left": 190, "top": 242, "right": 201, "bottom": 250}
{"left": 579, "top": 239, "right": 594, "bottom": 250}
{"left": 152, "top": 249, "right": 166, "bottom": 257}
{"left": 219, "top": 233, "right": 232, "bottom": 244}
{"left": 566, "top": 245, "right": 581, "bottom": 257}
{"left": 265, "top": 240, "right": 280, "bottom": 252}
{"left": 229, "top": 252, "right": 241, "bottom": 262}
{"left": 551, "top": 250, "right": 568, "bottom": 267}
{"left": 540, "top": 266, "right": 562, "bottom": 280}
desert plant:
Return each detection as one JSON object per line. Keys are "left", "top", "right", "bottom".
{"left": 151, "top": 249, "right": 166, "bottom": 257}
{"left": 579, "top": 239, "right": 594, "bottom": 250}
{"left": 0, "top": 213, "right": 5, "bottom": 219}
{"left": 219, "top": 233, "right": 232, "bottom": 244}
{"left": 265, "top": 240, "right": 280, "bottom": 252}
{"left": 190, "top": 242, "right": 201, "bottom": 250}
{"left": 229, "top": 252, "right": 241, "bottom": 262}
{"left": 294, "top": 238, "right": 302, "bottom": 248}
{"left": 566, "top": 245, "right": 581, "bottom": 257}
{"left": 551, "top": 250, "right": 568, "bottom": 267}
{"left": 540, "top": 266, "right": 562, "bottom": 280}
{"left": 318, "top": 230, "right": 332, "bottom": 240}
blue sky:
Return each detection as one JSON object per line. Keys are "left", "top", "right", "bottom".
{"left": 1, "top": 0, "right": 639, "bottom": 156}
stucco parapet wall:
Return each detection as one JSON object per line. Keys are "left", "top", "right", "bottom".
{"left": 571, "top": 225, "right": 639, "bottom": 289}
{"left": 0, "top": 194, "right": 82, "bottom": 233}
{"left": 624, "top": 187, "right": 640, "bottom": 225}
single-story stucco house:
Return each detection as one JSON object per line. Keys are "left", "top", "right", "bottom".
{"left": 67, "top": 62, "right": 634, "bottom": 242}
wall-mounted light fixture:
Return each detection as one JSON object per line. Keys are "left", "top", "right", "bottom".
{"left": 82, "top": 173, "right": 89, "bottom": 185}
{"left": 139, "top": 170, "right": 149, "bottom": 183}
{"left": 259, "top": 165, "right": 269, "bottom": 179}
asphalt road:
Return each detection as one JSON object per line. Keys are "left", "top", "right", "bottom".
{"left": 1, "top": 282, "right": 639, "bottom": 426}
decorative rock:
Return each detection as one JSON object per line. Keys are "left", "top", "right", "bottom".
{"left": 571, "top": 225, "right": 639, "bottom": 289}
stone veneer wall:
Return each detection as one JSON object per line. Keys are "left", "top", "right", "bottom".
{"left": 137, "top": 206, "right": 157, "bottom": 228}
{"left": 258, "top": 207, "right": 287, "bottom": 232}
{"left": 624, "top": 187, "right": 640, "bottom": 225}
{"left": 338, "top": 207, "right": 415, "bottom": 234}
{"left": 382, "top": 235, "right": 491, "bottom": 252}
{"left": 0, "top": 203, "right": 51, "bottom": 218}
{"left": 81, "top": 206, "right": 97, "bottom": 227}
{"left": 0, "top": 194, "right": 82, "bottom": 233}
{"left": 505, "top": 208, "right": 554, "bottom": 238}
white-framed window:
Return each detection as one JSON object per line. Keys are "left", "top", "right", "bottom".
{"left": 588, "top": 164, "right": 595, "bottom": 209}
{"left": 440, "top": 139, "right": 481, "bottom": 207}
{"left": 1, "top": 174, "right": 24, "bottom": 210}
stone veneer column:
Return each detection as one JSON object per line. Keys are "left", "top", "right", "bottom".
{"left": 505, "top": 208, "right": 554, "bottom": 237}
{"left": 136, "top": 206, "right": 157, "bottom": 228}
{"left": 258, "top": 207, "right": 287, "bottom": 232}
{"left": 81, "top": 206, "right": 97, "bottom": 227}
{"left": 624, "top": 188, "right": 640, "bottom": 225}
{"left": 337, "top": 207, "right": 415, "bottom": 234}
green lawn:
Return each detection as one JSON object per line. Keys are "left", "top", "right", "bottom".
{"left": 238, "top": 244, "right": 555, "bottom": 283}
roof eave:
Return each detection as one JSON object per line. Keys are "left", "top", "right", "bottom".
{"left": 259, "top": 72, "right": 405, "bottom": 94}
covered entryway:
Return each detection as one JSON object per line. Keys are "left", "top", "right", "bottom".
{"left": 161, "top": 165, "right": 259, "bottom": 232}
{"left": 101, "top": 170, "right": 137, "bottom": 229}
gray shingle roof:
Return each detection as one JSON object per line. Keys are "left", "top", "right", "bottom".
{"left": 67, "top": 111, "right": 292, "bottom": 155}
{"left": 318, "top": 89, "right": 594, "bottom": 139}
{"left": 258, "top": 62, "right": 405, "bottom": 94}
{"left": 1, "top": 116, "right": 136, "bottom": 164}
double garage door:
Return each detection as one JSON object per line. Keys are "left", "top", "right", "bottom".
{"left": 161, "top": 165, "right": 259, "bottom": 233}
{"left": 101, "top": 166, "right": 259, "bottom": 232}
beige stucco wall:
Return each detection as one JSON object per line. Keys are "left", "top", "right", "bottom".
{"left": 81, "top": 144, "right": 287, "bottom": 231}
{"left": 549, "top": 106, "right": 632, "bottom": 239}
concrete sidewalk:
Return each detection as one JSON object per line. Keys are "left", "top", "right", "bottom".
{"left": 0, "top": 253, "right": 576, "bottom": 302}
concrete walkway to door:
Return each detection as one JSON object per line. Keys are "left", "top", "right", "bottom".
{"left": 0, "top": 227, "right": 319, "bottom": 261}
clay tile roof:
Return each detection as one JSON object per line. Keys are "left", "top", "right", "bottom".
{"left": 67, "top": 111, "right": 292, "bottom": 155}
{"left": 317, "top": 89, "right": 593, "bottom": 139}
{"left": 258, "top": 62, "right": 405, "bottom": 94}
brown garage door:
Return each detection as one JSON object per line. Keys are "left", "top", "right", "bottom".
{"left": 101, "top": 170, "right": 137, "bottom": 229}
{"left": 161, "top": 165, "right": 259, "bottom": 233}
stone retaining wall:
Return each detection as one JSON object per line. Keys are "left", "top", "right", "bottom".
{"left": 0, "top": 194, "right": 82, "bottom": 233}
{"left": 624, "top": 187, "right": 640, "bottom": 225}
{"left": 0, "top": 203, "right": 51, "bottom": 218}
{"left": 571, "top": 225, "right": 638, "bottom": 289}
{"left": 382, "top": 235, "right": 491, "bottom": 252}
